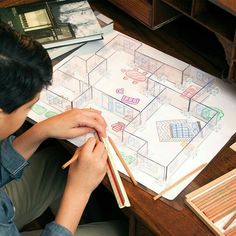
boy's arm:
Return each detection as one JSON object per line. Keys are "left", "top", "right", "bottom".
{"left": 12, "top": 123, "right": 47, "bottom": 160}
{"left": 55, "top": 137, "right": 108, "bottom": 233}
{"left": 12, "top": 108, "right": 107, "bottom": 160}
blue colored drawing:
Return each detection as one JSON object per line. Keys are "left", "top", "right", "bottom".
{"left": 170, "top": 121, "right": 201, "bottom": 140}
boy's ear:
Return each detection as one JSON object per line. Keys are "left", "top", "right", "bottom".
{"left": 0, "top": 108, "right": 5, "bottom": 117}
{"left": 0, "top": 108, "right": 8, "bottom": 124}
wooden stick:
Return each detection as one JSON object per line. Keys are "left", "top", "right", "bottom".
{"left": 223, "top": 212, "right": 236, "bottom": 230}
{"left": 153, "top": 163, "right": 208, "bottom": 201}
{"left": 212, "top": 205, "right": 236, "bottom": 223}
{"left": 197, "top": 181, "right": 236, "bottom": 210}
{"left": 95, "top": 132, "right": 130, "bottom": 208}
{"left": 62, "top": 133, "right": 100, "bottom": 169}
{"left": 202, "top": 190, "right": 236, "bottom": 213}
{"left": 204, "top": 196, "right": 236, "bottom": 220}
{"left": 102, "top": 136, "right": 131, "bottom": 208}
{"left": 108, "top": 136, "right": 138, "bottom": 186}
{"left": 62, "top": 148, "right": 81, "bottom": 169}
{"left": 193, "top": 176, "right": 236, "bottom": 206}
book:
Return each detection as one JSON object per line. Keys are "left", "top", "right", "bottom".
{"left": 47, "top": 43, "right": 83, "bottom": 59}
{"left": 0, "top": 0, "right": 103, "bottom": 49}
{"left": 47, "top": 10, "right": 113, "bottom": 59}
{"left": 94, "top": 10, "right": 113, "bottom": 34}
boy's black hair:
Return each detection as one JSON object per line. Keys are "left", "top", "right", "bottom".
{"left": 0, "top": 22, "right": 52, "bottom": 113}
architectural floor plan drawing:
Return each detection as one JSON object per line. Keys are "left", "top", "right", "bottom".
{"left": 29, "top": 31, "right": 236, "bottom": 200}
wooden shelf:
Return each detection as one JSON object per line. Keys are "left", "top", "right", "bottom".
{"left": 192, "top": 1, "right": 236, "bottom": 42}
{"left": 162, "top": 0, "right": 192, "bottom": 15}
{"left": 108, "top": 0, "right": 236, "bottom": 83}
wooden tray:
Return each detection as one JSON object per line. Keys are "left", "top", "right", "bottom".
{"left": 185, "top": 168, "right": 236, "bottom": 236}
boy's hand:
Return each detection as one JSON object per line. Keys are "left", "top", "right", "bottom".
{"left": 55, "top": 137, "right": 108, "bottom": 232}
{"left": 66, "top": 137, "right": 108, "bottom": 195}
{"left": 39, "top": 108, "right": 107, "bottom": 139}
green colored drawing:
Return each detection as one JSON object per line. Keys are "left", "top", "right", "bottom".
{"left": 31, "top": 104, "right": 58, "bottom": 118}
{"left": 45, "top": 111, "right": 58, "bottom": 118}
{"left": 120, "top": 151, "right": 136, "bottom": 164}
{"left": 32, "top": 104, "right": 47, "bottom": 115}
{"left": 211, "top": 107, "right": 224, "bottom": 120}
{"left": 201, "top": 107, "right": 224, "bottom": 121}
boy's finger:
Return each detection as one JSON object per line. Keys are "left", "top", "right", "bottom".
{"left": 76, "top": 116, "right": 107, "bottom": 138}
{"left": 81, "top": 110, "right": 107, "bottom": 128}
{"left": 83, "top": 137, "right": 97, "bottom": 153}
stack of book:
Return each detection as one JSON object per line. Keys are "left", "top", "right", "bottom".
{"left": 0, "top": 0, "right": 114, "bottom": 59}
{"left": 48, "top": 9, "right": 114, "bottom": 59}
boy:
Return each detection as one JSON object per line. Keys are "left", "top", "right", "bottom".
{"left": 0, "top": 22, "right": 127, "bottom": 235}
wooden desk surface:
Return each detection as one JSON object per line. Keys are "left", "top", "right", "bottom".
{"left": 1, "top": 0, "right": 236, "bottom": 235}
{"left": 117, "top": 134, "right": 236, "bottom": 236}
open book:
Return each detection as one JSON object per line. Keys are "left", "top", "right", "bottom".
{"left": 0, "top": 0, "right": 103, "bottom": 49}
{"left": 47, "top": 10, "right": 114, "bottom": 59}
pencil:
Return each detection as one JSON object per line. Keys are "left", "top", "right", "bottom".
{"left": 62, "top": 148, "right": 81, "bottom": 169}
{"left": 193, "top": 176, "right": 236, "bottom": 206}
{"left": 204, "top": 195, "right": 236, "bottom": 220}
{"left": 197, "top": 181, "right": 236, "bottom": 209}
{"left": 61, "top": 132, "right": 100, "bottom": 169}
{"left": 202, "top": 189, "right": 236, "bottom": 213}
{"left": 212, "top": 206, "right": 236, "bottom": 223}
{"left": 108, "top": 136, "right": 138, "bottom": 186}
{"left": 223, "top": 212, "right": 236, "bottom": 230}
{"left": 153, "top": 163, "right": 208, "bottom": 201}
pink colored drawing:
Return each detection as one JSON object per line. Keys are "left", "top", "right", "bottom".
{"left": 124, "top": 114, "right": 133, "bottom": 122}
{"left": 116, "top": 88, "right": 124, "bottom": 94}
{"left": 121, "top": 95, "right": 140, "bottom": 105}
{"left": 121, "top": 68, "right": 147, "bottom": 84}
{"left": 111, "top": 122, "right": 126, "bottom": 132}
{"left": 181, "top": 85, "right": 199, "bottom": 98}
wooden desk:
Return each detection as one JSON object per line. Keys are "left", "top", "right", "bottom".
{"left": 1, "top": 0, "right": 236, "bottom": 235}
{"left": 117, "top": 134, "right": 236, "bottom": 236}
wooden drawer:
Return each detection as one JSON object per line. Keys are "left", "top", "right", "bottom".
{"left": 107, "top": 0, "right": 154, "bottom": 28}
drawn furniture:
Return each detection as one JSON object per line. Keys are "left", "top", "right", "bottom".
{"left": 107, "top": 0, "right": 236, "bottom": 84}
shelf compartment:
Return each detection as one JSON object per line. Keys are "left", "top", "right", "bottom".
{"left": 192, "top": 1, "right": 236, "bottom": 41}
{"left": 107, "top": 0, "right": 154, "bottom": 28}
{"left": 161, "top": 0, "right": 193, "bottom": 15}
